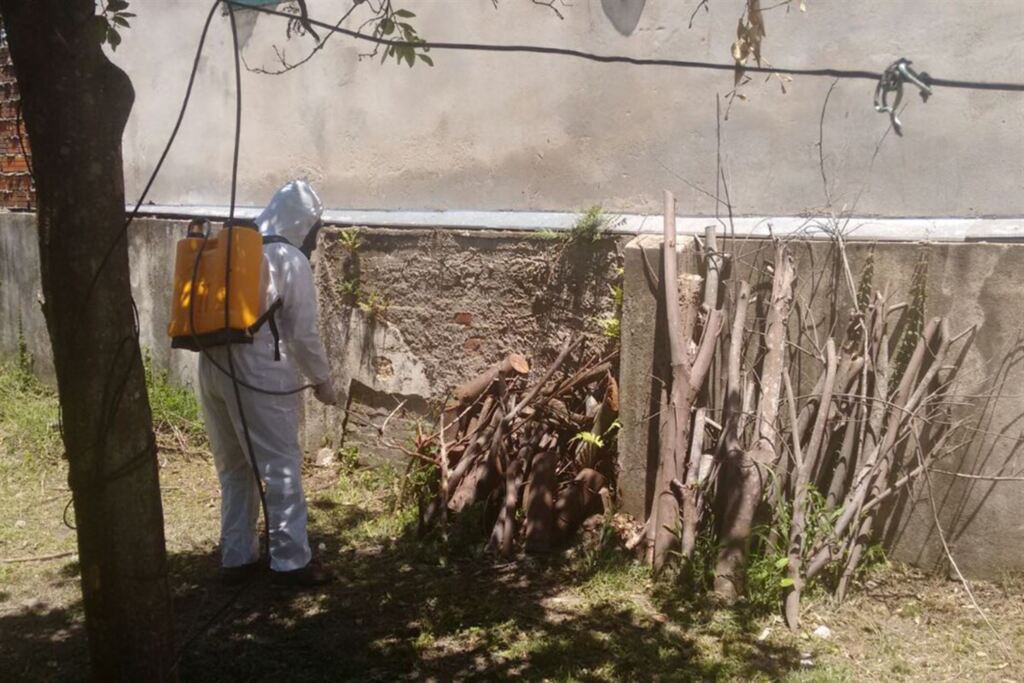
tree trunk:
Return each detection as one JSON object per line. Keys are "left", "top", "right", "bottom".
{"left": 0, "top": 1, "right": 175, "bottom": 679}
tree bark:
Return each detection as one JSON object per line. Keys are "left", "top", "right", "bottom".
{"left": 0, "top": 1, "right": 175, "bottom": 678}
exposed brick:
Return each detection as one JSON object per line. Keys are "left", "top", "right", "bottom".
{"left": 0, "top": 42, "right": 34, "bottom": 209}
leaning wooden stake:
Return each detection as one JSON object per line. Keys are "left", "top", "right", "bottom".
{"left": 714, "top": 243, "right": 795, "bottom": 601}
{"left": 784, "top": 339, "right": 837, "bottom": 631}
{"left": 651, "top": 191, "right": 696, "bottom": 573}
{"left": 439, "top": 411, "right": 450, "bottom": 546}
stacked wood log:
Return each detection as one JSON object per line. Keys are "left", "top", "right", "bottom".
{"left": 417, "top": 344, "right": 620, "bottom": 556}
{"left": 641, "top": 191, "right": 973, "bottom": 630}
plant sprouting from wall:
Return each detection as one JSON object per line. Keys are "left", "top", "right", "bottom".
{"left": 570, "top": 205, "right": 619, "bottom": 243}
{"left": 339, "top": 227, "right": 362, "bottom": 254}
{"left": 358, "top": 289, "right": 391, "bottom": 322}
{"left": 598, "top": 266, "right": 625, "bottom": 339}
{"left": 16, "top": 317, "right": 34, "bottom": 390}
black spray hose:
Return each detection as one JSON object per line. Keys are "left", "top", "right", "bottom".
{"left": 224, "top": 2, "right": 271, "bottom": 568}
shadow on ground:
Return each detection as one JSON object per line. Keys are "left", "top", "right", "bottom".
{"left": 1, "top": 490, "right": 800, "bottom": 682}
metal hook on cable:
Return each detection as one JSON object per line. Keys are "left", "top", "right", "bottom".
{"left": 874, "top": 58, "right": 933, "bottom": 136}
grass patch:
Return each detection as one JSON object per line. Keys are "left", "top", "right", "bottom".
{"left": 0, "top": 363, "right": 61, "bottom": 466}
{"left": 2, "top": 375, "right": 1022, "bottom": 681}
{"left": 144, "top": 357, "right": 205, "bottom": 443}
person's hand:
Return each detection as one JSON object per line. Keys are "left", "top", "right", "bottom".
{"left": 314, "top": 381, "right": 337, "bottom": 406}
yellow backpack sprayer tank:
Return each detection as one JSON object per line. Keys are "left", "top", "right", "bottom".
{"left": 168, "top": 219, "right": 267, "bottom": 351}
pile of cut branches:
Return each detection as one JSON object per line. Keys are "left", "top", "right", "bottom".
{"left": 641, "top": 191, "right": 974, "bottom": 630}
{"left": 414, "top": 344, "right": 621, "bottom": 556}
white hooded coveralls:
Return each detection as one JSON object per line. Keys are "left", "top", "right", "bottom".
{"left": 198, "top": 180, "right": 330, "bottom": 571}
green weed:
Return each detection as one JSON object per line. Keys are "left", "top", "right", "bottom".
{"left": 143, "top": 356, "right": 205, "bottom": 443}
{"left": 339, "top": 227, "right": 362, "bottom": 253}
{"left": 569, "top": 205, "right": 616, "bottom": 243}
{"left": 0, "top": 363, "right": 60, "bottom": 464}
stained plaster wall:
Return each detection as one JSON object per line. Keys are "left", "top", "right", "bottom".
{"left": 109, "top": 1, "right": 1023, "bottom": 219}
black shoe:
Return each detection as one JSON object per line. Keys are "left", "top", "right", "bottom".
{"left": 219, "top": 561, "right": 262, "bottom": 587}
{"left": 270, "top": 560, "right": 334, "bottom": 588}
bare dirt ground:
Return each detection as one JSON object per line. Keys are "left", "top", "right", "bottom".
{"left": 2, "top": 367, "right": 1022, "bottom": 682}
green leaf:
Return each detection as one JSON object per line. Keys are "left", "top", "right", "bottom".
{"left": 106, "top": 26, "right": 122, "bottom": 50}
{"left": 112, "top": 15, "right": 131, "bottom": 28}
{"left": 775, "top": 556, "right": 790, "bottom": 569}
{"left": 117, "top": 12, "right": 136, "bottom": 17}
{"left": 395, "top": 9, "right": 416, "bottom": 18}
{"left": 569, "top": 431, "right": 605, "bottom": 448}
{"left": 106, "top": 0, "right": 130, "bottom": 12}
{"left": 779, "top": 577, "right": 795, "bottom": 587}
{"left": 396, "top": 45, "right": 415, "bottom": 67}
{"left": 418, "top": 54, "right": 434, "bottom": 67}
{"left": 88, "top": 16, "right": 110, "bottom": 45}
{"left": 380, "top": 18, "right": 395, "bottom": 35}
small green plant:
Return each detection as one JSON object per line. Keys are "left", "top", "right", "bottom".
{"left": 610, "top": 280, "right": 624, "bottom": 309}
{"left": 339, "top": 227, "right": 362, "bottom": 254}
{"left": 598, "top": 315, "right": 621, "bottom": 339}
{"left": 569, "top": 205, "right": 615, "bottom": 243}
{"left": 338, "top": 277, "right": 362, "bottom": 302}
{"left": 571, "top": 418, "right": 621, "bottom": 450}
{"left": 337, "top": 446, "right": 360, "bottom": 471}
{"left": 15, "top": 319, "right": 34, "bottom": 390}
{"left": 358, "top": 289, "right": 391, "bottom": 321}
{"left": 570, "top": 430, "right": 606, "bottom": 449}
{"left": 534, "top": 229, "right": 561, "bottom": 241}
{"left": 597, "top": 271, "right": 625, "bottom": 339}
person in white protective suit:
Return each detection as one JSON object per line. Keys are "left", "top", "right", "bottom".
{"left": 198, "top": 179, "right": 337, "bottom": 587}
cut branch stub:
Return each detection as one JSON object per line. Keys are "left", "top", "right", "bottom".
{"left": 454, "top": 353, "right": 530, "bottom": 405}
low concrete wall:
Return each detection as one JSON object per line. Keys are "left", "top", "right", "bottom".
{"left": 303, "top": 227, "right": 621, "bottom": 461}
{"left": 1, "top": 212, "right": 620, "bottom": 460}
{"left": 0, "top": 213, "right": 52, "bottom": 381}
{"left": 619, "top": 235, "right": 1024, "bottom": 579}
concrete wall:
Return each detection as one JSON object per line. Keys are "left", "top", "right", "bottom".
{"left": 0, "top": 212, "right": 619, "bottom": 456}
{"left": 0, "top": 213, "right": 51, "bottom": 381}
{"left": 303, "top": 226, "right": 621, "bottom": 460}
{"left": 619, "top": 234, "right": 1024, "bottom": 579}
{"left": 111, "top": 1, "right": 1023, "bottom": 218}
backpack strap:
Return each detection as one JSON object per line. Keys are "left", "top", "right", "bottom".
{"left": 262, "top": 234, "right": 293, "bottom": 247}
{"left": 247, "top": 297, "right": 284, "bottom": 361}
{"left": 256, "top": 235, "right": 291, "bottom": 360}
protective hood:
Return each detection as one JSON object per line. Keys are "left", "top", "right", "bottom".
{"left": 255, "top": 180, "right": 324, "bottom": 249}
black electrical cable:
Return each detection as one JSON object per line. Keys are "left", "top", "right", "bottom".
{"left": 234, "top": 1, "right": 1024, "bottom": 93}
{"left": 223, "top": 0, "right": 272, "bottom": 567}
{"left": 84, "top": 0, "right": 221, "bottom": 310}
